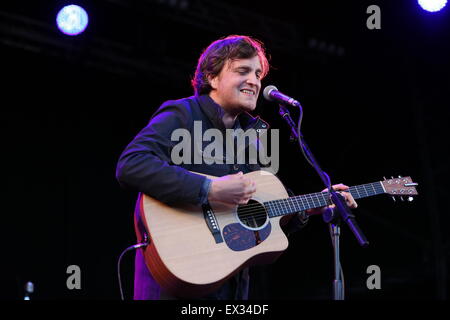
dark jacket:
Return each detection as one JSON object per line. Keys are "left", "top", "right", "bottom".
{"left": 116, "top": 94, "right": 306, "bottom": 300}
{"left": 116, "top": 94, "right": 270, "bottom": 204}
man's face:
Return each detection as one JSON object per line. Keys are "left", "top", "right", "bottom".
{"left": 209, "top": 56, "right": 262, "bottom": 115}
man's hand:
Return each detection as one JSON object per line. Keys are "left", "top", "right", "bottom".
{"left": 208, "top": 172, "right": 256, "bottom": 205}
{"left": 307, "top": 183, "right": 358, "bottom": 216}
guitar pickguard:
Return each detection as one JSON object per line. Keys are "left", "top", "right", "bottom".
{"left": 222, "top": 222, "right": 272, "bottom": 251}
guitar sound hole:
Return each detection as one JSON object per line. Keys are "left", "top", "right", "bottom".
{"left": 237, "top": 200, "right": 268, "bottom": 230}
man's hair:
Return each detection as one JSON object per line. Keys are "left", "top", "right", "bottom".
{"left": 191, "top": 35, "right": 270, "bottom": 96}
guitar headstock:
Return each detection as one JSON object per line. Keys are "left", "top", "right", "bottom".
{"left": 381, "top": 176, "right": 418, "bottom": 201}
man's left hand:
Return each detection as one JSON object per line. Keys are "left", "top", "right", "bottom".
{"left": 306, "top": 184, "right": 358, "bottom": 216}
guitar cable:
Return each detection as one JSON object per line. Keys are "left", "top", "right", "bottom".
{"left": 117, "top": 233, "right": 150, "bottom": 300}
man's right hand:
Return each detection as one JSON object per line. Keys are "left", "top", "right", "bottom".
{"left": 208, "top": 172, "right": 256, "bottom": 205}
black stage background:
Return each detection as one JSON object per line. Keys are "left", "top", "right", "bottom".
{"left": 1, "top": 0, "right": 449, "bottom": 300}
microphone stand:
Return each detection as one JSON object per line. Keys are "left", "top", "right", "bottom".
{"left": 277, "top": 104, "right": 369, "bottom": 300}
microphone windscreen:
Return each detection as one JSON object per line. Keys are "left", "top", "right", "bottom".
{"left": 263, "top": 85, "right": 278, "bottom": 101}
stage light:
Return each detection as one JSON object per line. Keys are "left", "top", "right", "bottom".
{"left": 418, "top": 0, "right": 447, "bottom": 12}
{"left": 56, "top": 4, "right": 89, "bottom": 36}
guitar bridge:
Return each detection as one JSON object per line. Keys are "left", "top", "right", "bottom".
{"left": 202, "top": 204, "right": 223, "bottom": 244}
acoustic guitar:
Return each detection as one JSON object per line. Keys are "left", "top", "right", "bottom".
{"left": 135, "top": 170, "right": 418, "bottom": 298}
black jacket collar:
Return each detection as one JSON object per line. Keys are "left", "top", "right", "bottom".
{"left": 196, "top": 94, "right": 269, "bottom": 131}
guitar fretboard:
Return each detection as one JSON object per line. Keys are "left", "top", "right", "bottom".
{"left": 265, "top": 182, "right": 384, "bottom": 217}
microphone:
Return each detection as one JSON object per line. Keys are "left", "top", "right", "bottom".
{"left": 263, "top": 85, "right": 301, "bottom": 108}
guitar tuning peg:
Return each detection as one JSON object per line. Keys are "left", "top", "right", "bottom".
{"left": 398, "top": 175, "right": 402, "bottom": 178}
{"left": 407, "top": 196, "right": 414, "bottom": 202}
{"left": 400, "top": 196, "right": 404, "bottom": 201}
{"left": 383, "top": 176, "right": 387, "bottom": 180}
{"left": 392, "top": 196, "right": 396, "bottom": 202}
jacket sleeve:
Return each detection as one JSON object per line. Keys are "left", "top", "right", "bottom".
{"left": 116, "top": 101, "right": 207, "bottom": 205}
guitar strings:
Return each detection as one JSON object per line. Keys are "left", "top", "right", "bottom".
{"left": 236, "top": 194, "right": 329, "bottom": 219}
{"left": 236, "top": 184, "right": 383, "bottom": 214}
{"left": 218, "top": 181, "right": 402, "bottom": 224}
{"left": 234, "top": 184, "right": 384, "bottom": 219}
{"left": 229, "top": 186, "right": 389, "bottom": 221}
{"left": 236, "top": 198, "right": 323, "bottom": 218}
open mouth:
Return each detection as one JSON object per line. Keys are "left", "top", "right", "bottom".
{"left": 240, "top": 89, "right": 256, "bottom": 96}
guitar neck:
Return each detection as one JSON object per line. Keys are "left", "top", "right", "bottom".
{"left": 265, "top": 181, "right": 385, "bottom": 217}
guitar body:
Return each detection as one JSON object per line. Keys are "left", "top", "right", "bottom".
{"left": 137, "top": 170, "right": 291, "bottom": 298}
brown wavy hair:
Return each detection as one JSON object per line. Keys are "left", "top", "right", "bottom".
{"left": 191, "top": 35, "right": 270, "bottom": 95}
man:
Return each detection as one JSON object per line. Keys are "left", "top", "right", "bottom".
{"left": 116, "top": 35, "right": 357, "bottom": 300}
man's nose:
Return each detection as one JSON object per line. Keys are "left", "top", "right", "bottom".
{"left": 245, "top": 73, "right": 260, "bottom": 86}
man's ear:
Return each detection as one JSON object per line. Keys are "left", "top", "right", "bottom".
{"left": 208, "top": 75, "right": 217, "bottom": 90}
